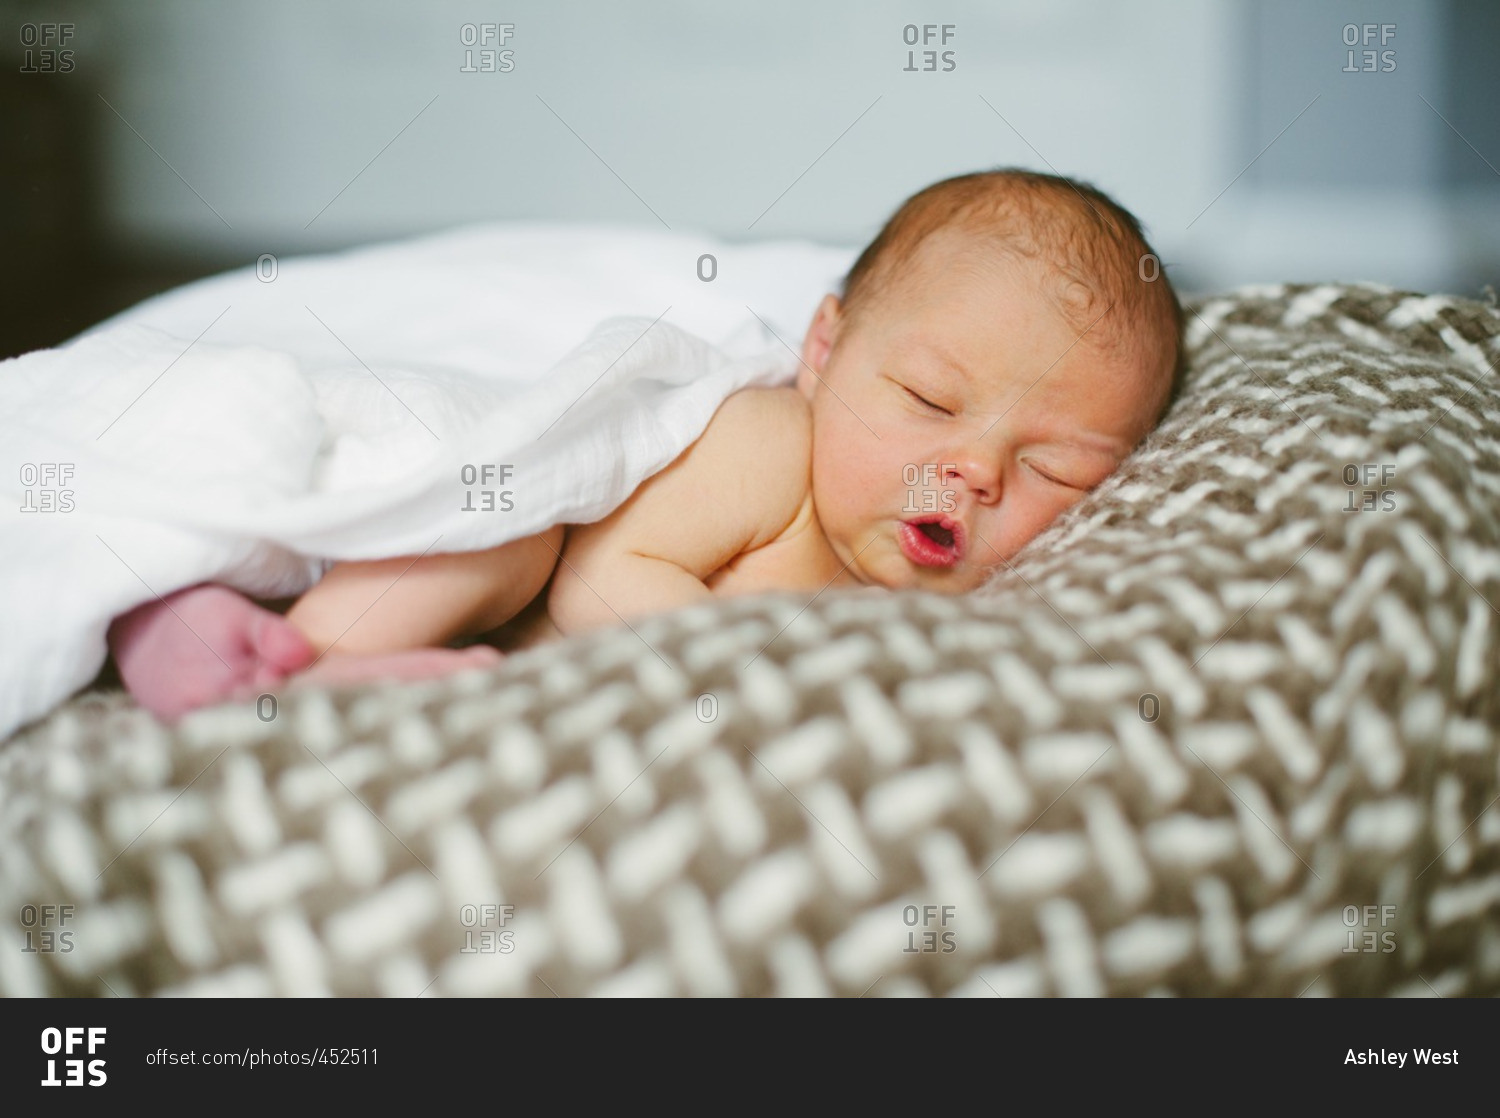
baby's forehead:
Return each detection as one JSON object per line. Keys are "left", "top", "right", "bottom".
{"left": 871, "top": 245, "right": 1092, "bottom": 345}
{"left": 891, "top": 231, "right": 1167, "bottom": 367}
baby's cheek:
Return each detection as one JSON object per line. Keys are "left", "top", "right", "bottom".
{"left": 816, "top": 441, "right": 886, "bottom": 513}
{"left": 980, "top": 492, "right": 1069, "bottom": 565}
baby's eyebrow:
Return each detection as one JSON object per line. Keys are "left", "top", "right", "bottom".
{"left": 908, "top": 340, "right": 975, "bottom": 385}
{"left": 1045, "top": 432, "right": 1130, "bottom": 457}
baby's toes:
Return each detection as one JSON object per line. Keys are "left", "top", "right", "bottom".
{"left": 248, "top": 613, "right": 316, "bottom": 674}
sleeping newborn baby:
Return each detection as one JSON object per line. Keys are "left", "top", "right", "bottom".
{"left": 109, "top": 168, "right": 1184, "bottom": 720}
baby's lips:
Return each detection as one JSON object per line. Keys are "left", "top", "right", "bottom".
{"left": 897, "top": 514, "right": 968, "bottom": 566}
{"left": 945, "top": 516, "right": 968, "bottom": 562}
{"left": 904, "top": 513, "right": 967, "bottom": 562}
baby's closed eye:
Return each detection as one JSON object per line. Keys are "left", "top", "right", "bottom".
{"left": 1024, "top": 449, "right": 1123, "bottom": 491}
{"left": 901, "top": 384, "right": 953, "bottom": 415}
{"left": 1023, "top": 458, "right": 1086, "bottom": 488}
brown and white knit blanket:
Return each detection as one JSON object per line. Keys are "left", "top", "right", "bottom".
{"left": 2, "top": 281, "right": 1497, "bottom": 997}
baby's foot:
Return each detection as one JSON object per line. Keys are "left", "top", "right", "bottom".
{"left": 109, "top": 583, "right": 318, "bottom": 722}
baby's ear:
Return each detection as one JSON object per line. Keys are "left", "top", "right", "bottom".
{"left": 797, "top": 294, "right": 844, "bottom": 395}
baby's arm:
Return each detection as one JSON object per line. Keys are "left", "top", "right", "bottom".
{"left": 548, "top": 387, "right": 806, "bottom": 635}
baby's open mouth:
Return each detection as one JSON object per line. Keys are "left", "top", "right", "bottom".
{"left": 896, "top": 515, "right": 965, "bottom": 568}
{"left": 918, "top": 521, "right": 954, "bottom": 548}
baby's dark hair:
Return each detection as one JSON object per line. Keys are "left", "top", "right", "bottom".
{"left": 838, "top": 168, "right": 1186, "bottom": 418}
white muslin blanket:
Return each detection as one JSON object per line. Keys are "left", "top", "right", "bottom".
{"left": 1, "top": 221, "right": 856, "bottom": 739}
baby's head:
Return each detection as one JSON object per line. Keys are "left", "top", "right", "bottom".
{"left": 796, "top": 168, "right": 1184, "bottom": 592}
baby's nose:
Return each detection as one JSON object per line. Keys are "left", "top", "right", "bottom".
{"left": 945, "top": 457, "right": 1002, "bottom": 502}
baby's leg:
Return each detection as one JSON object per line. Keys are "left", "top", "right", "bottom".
{"left": 111, "top": 526, "right": 564, "bottom": 720}
{"left": 285, "top": 525, "right": 565, "bottom": 656}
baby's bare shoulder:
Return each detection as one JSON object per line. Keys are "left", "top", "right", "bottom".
{"left": 720, "top": 385, "right": 810, "bottom": 441}
{"left": 556, "top": 384, "right": 809, "bottom": 581}
{"left": 717, "top": 385, "right": 811, "bottom": 544}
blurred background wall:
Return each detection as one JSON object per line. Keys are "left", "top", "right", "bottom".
{"left": 2, "top": 0, "right": 1496, "bottom": 360}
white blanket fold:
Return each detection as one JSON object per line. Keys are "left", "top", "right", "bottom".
{"left": 1, "top": 222, "right": 856, "bottom": 738}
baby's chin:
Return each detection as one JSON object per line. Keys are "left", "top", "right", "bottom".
{"left": 900, "top": 571, "right": 996, "bottom": 594}
{"left": 859, "top": 557, "right": 998, "bottom": 595}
